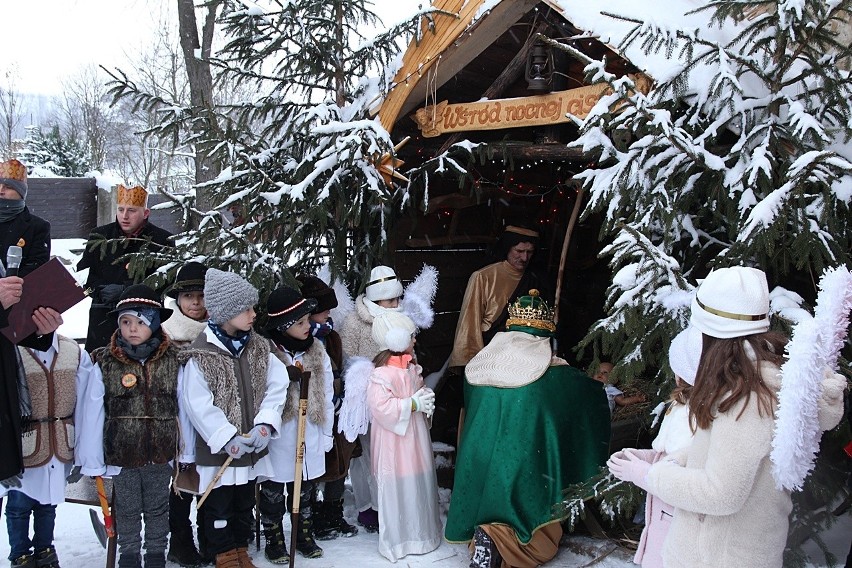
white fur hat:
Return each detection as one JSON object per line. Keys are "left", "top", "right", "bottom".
{"left": 690, "top": 266, "right": 770, "bottom": 339}
{"left": 668, "top": 326, "right": 702, "bottom": 385}
{"left": 365, "top": 265, "right": 403, "bottom": 302}
{"left": 372, "top": 311, "right": 416, "bottom": 352}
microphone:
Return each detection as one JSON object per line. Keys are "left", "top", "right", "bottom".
{"left": 6, "top": 245, "right": 23, "bottom": 277}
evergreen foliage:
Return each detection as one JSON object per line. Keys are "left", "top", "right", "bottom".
{"left": 557, "top": 0, "right": 852, "bottom": 388}
{"left": 105, "top": 0, "right": 466, "bottom": 297}
{"left": 551, "top": 2, "right": 852, "bottom": 564}
{"left": 18, "top": 124, "right": 92, "bottom": 177}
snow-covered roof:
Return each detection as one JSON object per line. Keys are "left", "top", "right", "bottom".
{"left": 378, "top": 0, "right": 731, "bottom": 130}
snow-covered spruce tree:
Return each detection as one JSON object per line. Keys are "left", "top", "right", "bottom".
{"left": 18, "top": 125, "right": 91, "bottom": 177}
{"left": 106, "top": 0, "right": 464, "bottom": 298}
{"left": 551, "top": 1, "right": 852, "bottom": 563}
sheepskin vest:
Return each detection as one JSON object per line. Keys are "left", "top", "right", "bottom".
{"left": 94, "top": 334, "right": 180, "bottom": 468}
{"left": 19, "top": 335, "right": 80, "bottom": 467}
{"left": 277, "top": 340, "right": 328, "bottom": 427}
{"left": 181, "top": 331, "right": 271, "bottom": 467}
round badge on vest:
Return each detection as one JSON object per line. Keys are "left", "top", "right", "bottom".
{"left": 121, "top": 373, "right": 138, "bottom": 388}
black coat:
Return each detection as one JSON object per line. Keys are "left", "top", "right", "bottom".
{"left": 0, "top": 207, "right": 53, "bottom": 481}
{"left": 77, "top": 220, "right": 173, "bottom": 352}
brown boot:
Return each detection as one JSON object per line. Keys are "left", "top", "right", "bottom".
{"left": 235, "top": 548, "right": 257, "bottom": 568}
{"left": 215, "top": 549, "right": 240, "bottom": 568}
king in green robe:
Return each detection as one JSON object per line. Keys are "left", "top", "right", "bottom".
{"left": 445, "top": 291, "right": 611, "bottom": 568}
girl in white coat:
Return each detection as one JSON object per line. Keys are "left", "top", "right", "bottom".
{"left": 608, "top": 267, "right": 846, "bottom": 568}
{"left": 259, "top": 286, "right": 334, "bottom": 563}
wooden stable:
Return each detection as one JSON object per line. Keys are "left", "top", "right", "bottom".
{"left": 376, "top": 0, "right": 646, "bottom": 391}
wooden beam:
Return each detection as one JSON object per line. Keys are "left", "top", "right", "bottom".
{"left": 397, "top": 0, "right": 541, "bottom": 120}
{"left": 484, "top": 142, "right": 595, "bottom": 162}
{"left": 437, "top": 20, "right": 550, "bottom": 156}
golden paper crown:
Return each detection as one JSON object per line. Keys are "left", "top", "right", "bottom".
{"left": 506, "top": 289, "right": 556, "bottom": 332}
{"left": 116, "top": 184, "right": 148, "bottom": 207}
{"left": 0, "top": 159, "right": 28, "bottom": 197}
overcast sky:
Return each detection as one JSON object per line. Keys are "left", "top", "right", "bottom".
{"left": 2, "top": 0, "right": 425, "bottom": 96}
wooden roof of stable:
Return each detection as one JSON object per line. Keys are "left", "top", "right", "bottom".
{"left": 376, "top": 0, "right": 649, "bottom": 133}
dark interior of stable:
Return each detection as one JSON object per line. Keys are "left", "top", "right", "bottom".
{"left": 380, "top": 3, "right": 646, "bottom": 446}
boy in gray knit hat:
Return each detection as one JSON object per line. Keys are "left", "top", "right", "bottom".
{"left": 180, "top": 269, "right": 289, "bottom": 568}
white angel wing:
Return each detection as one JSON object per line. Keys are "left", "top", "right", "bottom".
{"left": 317, "top": 264, "right": 354, "bottom": 327}
{"left": 337, "top": 356, "right": 375, "bottom": 442}
{"left": 400, "top": 264, "right": 438, "bottom": 330}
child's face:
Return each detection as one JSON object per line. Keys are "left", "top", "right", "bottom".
{"left": 178, "top": 291, "right": 207, "bottom": 322}
{"left": 403, "top": 334, "right": 416, "bottom": 354}
{"left": 310, "top": 309, "right": 330, "bottom": 324}
{"left": 594, "top": 362, "right": 614, "bottom": 384}
{"left": 286, "top": 314, "right": 311, "bottom": 340}
{"left": 376, "top": 297, "right": 400, "bottom": 309}
{"left": 222, "top": 307, "right": 256, "bottom": 335}
{"left": 119, "top": 314, "right": 153, "bottom": 346}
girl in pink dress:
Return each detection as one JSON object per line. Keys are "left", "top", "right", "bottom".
{"left": 366, "top": 311, "right": 442, "bottom": 562}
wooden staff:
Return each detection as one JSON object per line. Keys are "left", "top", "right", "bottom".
{"left": 197, "top": 457, "right": 233, "bottom": 508}
{"left": 289, "top": 369, "right": 312, "bottom": 566}
{"left": 553, "top": 185, "right": 586, "bottom": 326}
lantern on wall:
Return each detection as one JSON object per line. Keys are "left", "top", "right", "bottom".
{"left": 525, "top": 41, "right": 553, "bottom": 92}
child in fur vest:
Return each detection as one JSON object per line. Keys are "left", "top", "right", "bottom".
{"left": 0, "top": 332, "right": 93, "bottom": 568}
{"left": 367, "top": 311, "right": 441, "bottom": 562}
{"left": 296, "top": 274, "right": 359, "bottom": 541}
{"left": 180, "top": 269, "right": 288, "bottom": 568}
{"left": 629, "top": 326, "right": 700, "bottom": 568}
{"left": 259, "top": 286, "right": 335, "bottom": 563}
{"left": 161, "top": 261, "right": 209, "bottom": 566}
{"left": 76, "top": 285, "right": 183, "bottom": 568}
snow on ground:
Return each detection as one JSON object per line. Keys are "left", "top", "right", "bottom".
{"left": 1, "top": 487, "right": 640, "bottom": 568}
{"left": 2, "top": 241, "right": 848, "bottom": 567}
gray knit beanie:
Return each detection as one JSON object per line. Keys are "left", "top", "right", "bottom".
{"left": 204, "top": 268, "right": 259, "bottom": 325}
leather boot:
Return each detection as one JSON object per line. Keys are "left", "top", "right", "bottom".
{"left": 295, "top": 515, "right": 323, "bottom": 559}
{"left": 167, "top": 527, "right": 203, "bottom": 567}
{"left": 33, "top": 546, "right": 60, "bottom": 568}
{"left": 234, "top": 548, "right": 257, "bottom": 568}
{"left": 315, "top": 499, "right": 357, "bottom": 540}
{"left": 214, "top": 549, "right": 240, "bottom": 568}
{"left": 261, "top": 522, "right": 289, "bottom": 564}
{"left": 470, "top": 527, "right": 502, "bottom": 568}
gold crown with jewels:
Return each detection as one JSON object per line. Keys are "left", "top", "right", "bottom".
{"left": 506, "top": 289, "right": 556, "bottom": 332}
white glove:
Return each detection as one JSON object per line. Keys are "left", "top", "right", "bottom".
{"left": 323, "top": 435, "right": 334, "bottom": 453}
{"left": 625, "top": 448, "right": 661, "bottom": 463}
{"left": 225, "top": 435, "right": 254, "bottom": 459}
{"left": 410, "top": 388, "right": 435, "bottom": 415}
{"left": 245, "top": 424, "right": 273, "bottom": 452}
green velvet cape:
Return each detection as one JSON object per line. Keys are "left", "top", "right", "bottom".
{"left": 444, "top": 364, "right": 611, "bottom": 544}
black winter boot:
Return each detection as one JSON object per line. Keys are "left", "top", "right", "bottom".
{"left": 314, "top": 500, "right": 357, "bottom": 541}
{"left": 470, "top": 527, "right": 502, "bottom": 568}
{"left": 33, "top": 547, "right": 60, "bottom": 568}
{"left": 143, "top": 550, "right": 167, "bottom": 568}
{"left": 295, "top": 515, "right": 323, "bottom": 559}
{"left": 167, "top": 527, "right": 203, "bottom": 567}
{"left": 10, "top": 553, "right": 35, "bottom": 568}
{"left": 262, "top": 522, "right": 289, "bottom": 565}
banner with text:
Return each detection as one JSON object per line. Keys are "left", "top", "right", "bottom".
{"left": 412, "top": 84, "right": 609, "bottom": 138}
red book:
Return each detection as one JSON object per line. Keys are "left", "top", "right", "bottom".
{"left": 1, "top": 257, "right": 87, "bottom": 344}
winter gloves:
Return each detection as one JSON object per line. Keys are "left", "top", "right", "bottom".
{"left": 410, "top": 387, "right": 435, "bottom": 416}
{"left": 246, "top": 423, "right": 274, "bottom": 452}
{"left": 607, "top": 451, "right": 652, "bottom": 491}
{"left": 66, "top": 465, "right": 84, "bottom": 484}
{"left": 225, "top": 435, "right": 255, "bottom": 459}
{"left": 0, "top": 474, "right": 22, "bottom": 489}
